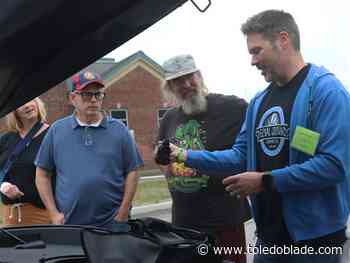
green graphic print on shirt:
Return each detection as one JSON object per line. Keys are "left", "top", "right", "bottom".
{"left": 168, "top": 120, "right": 209, "bottom": 193}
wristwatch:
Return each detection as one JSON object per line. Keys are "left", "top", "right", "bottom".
{"left": 262, "top": 171, "right": 273, "bottom": 191}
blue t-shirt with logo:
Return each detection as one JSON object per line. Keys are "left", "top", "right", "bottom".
{"left": 35, "top": 115, "right": 143, "bottom": 227}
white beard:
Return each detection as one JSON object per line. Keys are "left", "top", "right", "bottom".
{"left": 180, "top": 92, "right": 207, "bottom": 115}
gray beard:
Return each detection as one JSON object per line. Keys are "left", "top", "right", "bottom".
{"left": 180, "top": 93, "right": 207, "bottom": 115}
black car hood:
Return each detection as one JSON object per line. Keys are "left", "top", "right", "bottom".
{"left": 0, "top": 0, "right": 187, "bottom": 118}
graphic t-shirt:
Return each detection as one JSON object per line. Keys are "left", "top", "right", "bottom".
{"left": 255, "top": 65, "right": 346, "bottom": 246}
{"left": 255, "top": 65, "right": 310, "bottom": 243}
{"left": 168, "top": 119, "right": 209, "bottom": 193}
{"left": 158, "top": 94, "right": 251, "bottom": 231}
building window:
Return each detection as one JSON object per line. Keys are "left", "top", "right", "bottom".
{"left": 111, "top": 109, "right": 128, "bottom": 127}
{"left": 158, "top": 108, "right": 170, "bottom": 127}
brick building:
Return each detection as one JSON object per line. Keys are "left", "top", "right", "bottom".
{"left": 0, "top": 51, "right": 172, "bottom": 171}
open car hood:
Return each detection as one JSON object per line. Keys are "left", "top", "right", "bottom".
{"left": 0, "top": 0, "right": 187, "bottom": 118}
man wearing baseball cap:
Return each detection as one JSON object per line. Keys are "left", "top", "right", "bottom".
{"left": 155, "top": 55, "right": 251, "bottom": 263}
{"left": 35, "top": 70, "right": 143, "bottom": 230}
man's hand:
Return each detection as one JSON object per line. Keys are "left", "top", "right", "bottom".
{"left": 223, "top": 172, "right": 264, "bottom": 198}
{"left": 50, "top": 211, "right": 64, "bottom": 225}
{"left": 115, "top": 207, "right": 129, "bottom": 222}
{"left": 115, "top": 170, "right": 138, "bottom": 223}
{"left": 169, "top": 143, "right": 187, "bottom": 162}
{"left": 36, "top": 167, "right": 63, "bottom": 224}
{"left": 154, "top": 139, "right": 171, "bottom": 165}
{"left": 0, "top": 182, "right": 24, "bottom": 199}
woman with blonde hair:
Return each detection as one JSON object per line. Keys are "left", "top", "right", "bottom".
{"left": 0, "top": 98, "right": 51, "bottom": 225}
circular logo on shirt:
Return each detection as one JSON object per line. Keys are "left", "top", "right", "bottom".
{"left": 256, "top": 106, "right": 289, "bottom": 157}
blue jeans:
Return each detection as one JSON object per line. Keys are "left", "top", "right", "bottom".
{"left": 253, "top": 238, "right": 343, "bottom": 263}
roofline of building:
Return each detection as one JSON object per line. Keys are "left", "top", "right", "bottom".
{"left": 103, "top": 51, "right": 164, "bottom": 81}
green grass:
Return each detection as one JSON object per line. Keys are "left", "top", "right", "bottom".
{"left": 134, "top": 178, "right": 171, "bottom": 206}
{"left": 0, "top": 178, "right": 170, "bottom": 224}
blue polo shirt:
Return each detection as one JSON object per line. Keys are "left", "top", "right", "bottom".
{"left": 35, "top": 115, "right": 143, "bottom": 227}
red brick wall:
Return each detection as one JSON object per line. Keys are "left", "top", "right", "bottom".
{"left": 40, "top": 82, "right": 74, "bottom": 124}
{"left": 103, "top": 66, "right": 163, "bottom": 170}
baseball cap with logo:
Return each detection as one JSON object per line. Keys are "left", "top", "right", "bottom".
{"left": 162, "top": 54, "right": 199, "bottom": 81}
{"left": 69, "top": 71, "right": 105, "bottom": 92}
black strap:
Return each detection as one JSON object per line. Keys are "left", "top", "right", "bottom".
{"left": 0, "top": 121, "right": 44, "bottom": 184}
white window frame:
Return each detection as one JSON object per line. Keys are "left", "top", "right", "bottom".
{"left": 111, "top": 109, "right": 129, "bottom": 127}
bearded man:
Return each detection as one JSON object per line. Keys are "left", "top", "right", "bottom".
{"left": 156, "top": 54, "right": 251, "bottom": 263}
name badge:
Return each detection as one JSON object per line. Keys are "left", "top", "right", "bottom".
{"left": 291, "top": 126, "right": 320, "bottom": 156}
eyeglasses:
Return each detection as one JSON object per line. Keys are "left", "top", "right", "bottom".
{"left": 75, "top": 91, "right": 106, "bottom": 101}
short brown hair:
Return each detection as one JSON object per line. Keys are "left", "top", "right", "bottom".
{"left": 241, "top": 9, "right": 300, "bottom": 51}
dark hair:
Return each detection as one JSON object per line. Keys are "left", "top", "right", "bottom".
{"left": 241, "top": 10, "right": 300, "bottom": 51}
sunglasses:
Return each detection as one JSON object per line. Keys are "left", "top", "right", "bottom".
{"left": 75, "top": 91, "right": 106, "bottom": 101}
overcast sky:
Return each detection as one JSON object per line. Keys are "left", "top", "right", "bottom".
{"left": 108, "top": 0, "right": 349, "bottom": 100}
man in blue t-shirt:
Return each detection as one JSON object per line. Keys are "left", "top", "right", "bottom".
{"left": 35, "top": 70, "right": 143, "bottom": 230}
